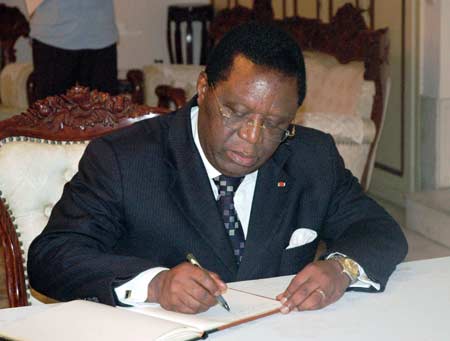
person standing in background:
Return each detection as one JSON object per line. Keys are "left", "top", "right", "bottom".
{"left": 28, "top": 0, "right": 118, "bottom": 100}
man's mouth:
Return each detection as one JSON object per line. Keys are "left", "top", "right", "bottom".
{"left": 227, "top": 150, "right": 257, "bottom": 167}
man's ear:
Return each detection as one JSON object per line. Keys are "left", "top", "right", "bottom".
{"left": 196, "top": 71, "right": 208, "bottom": 105}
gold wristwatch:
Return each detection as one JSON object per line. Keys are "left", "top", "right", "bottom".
{"left": 330, "top": 255, "right": 360, "bottom": 285}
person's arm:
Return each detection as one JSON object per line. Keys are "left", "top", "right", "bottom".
{"left": 277, "top": 134, "right": 407, "bottom": 313}
{"left": 28, "top": 138, "right": 159, "bottom": 305}
{"left": 28, "top": 137, "right": 227, "bottom": 312}
{"left": 318, "top": 134, "right": 407, "bottom": 287}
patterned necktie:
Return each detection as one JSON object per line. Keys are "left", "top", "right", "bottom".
{"left": 214, "top": 175, "right": 246, "bottom": 265}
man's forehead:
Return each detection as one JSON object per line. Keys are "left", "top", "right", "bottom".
{"left": 215, "top": 55, "right": 298, "bottom": 101}
{"left": 215, "top": 55, "right": 296, "bottom": 89}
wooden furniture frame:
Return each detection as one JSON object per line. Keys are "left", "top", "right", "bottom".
{"left": 167, "top": 4, "right": 214, "bottom": 65}
{"left": 0, "top": 86, "right": 169, "bottom": 307}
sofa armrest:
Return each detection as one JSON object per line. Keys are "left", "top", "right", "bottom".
{"left": 143, "top": 63, "right": 203, "bottom": 106}
{"left": 155, "top": 85, "right": 186, "bottom": 109}
{"left": 119, "top": 69, "right": 145, "bottom": 105}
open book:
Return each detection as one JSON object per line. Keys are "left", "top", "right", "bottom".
{"left": 0, "top": 286, "right": 283, "bottom": 341}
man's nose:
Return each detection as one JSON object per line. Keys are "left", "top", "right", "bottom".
{"left": 238, "top": 118, "right": 264, "bottom": 144}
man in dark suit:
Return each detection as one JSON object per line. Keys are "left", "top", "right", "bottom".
{"left": 28, "top": 23, "right": 407, "bottom": 314}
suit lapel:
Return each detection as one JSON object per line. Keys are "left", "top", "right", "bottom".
{"left": 237, "top": 144, "right": 295, "bottom": 278}
{"left": 165, "top": 99, "right": 237, "bottom": 276}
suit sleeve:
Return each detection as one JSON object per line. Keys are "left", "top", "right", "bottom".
{"left": 27, "top": 138, "right": 155, "bottom": 305}
{"left": 320, "top": 135, "right": 408, "bottom": 291}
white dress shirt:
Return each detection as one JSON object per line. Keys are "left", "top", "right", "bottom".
{"left": 115, "top": 107, "right": 378, "bottom": 305}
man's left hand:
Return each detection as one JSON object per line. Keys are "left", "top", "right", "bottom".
{"left": 276, "top": 259, "right": 350, "bottom": 313}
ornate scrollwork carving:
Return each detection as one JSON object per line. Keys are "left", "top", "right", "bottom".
{"left": 12, "top": 86, "right": 154, "bottom": 131}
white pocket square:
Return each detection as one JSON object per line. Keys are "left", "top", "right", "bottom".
{"left": 286, "top": 228, "right": 317, "bottom": 249}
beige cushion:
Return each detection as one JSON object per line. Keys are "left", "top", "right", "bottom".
{"left": 356, "top": 81, "right": 376, "bottom": 119}
{"left": 0, "top": 63, "right": 33, "bottom": 108}
{"left": 0, "top": 138, "right": 89, "bottom": 304}
{"left": 294, "top": 112, "right": 376, "bottom": 145}
{"left": 142, "top": 64, "right": 204, "bottom": 106}
{"left": 299, "top": 51, "right": 367, "bottom": 117}
{"left": 294, "top": 112, "right": 375, "bottom": 182}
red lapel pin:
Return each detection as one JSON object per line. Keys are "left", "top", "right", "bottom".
{"left": 277, "top": 181, "right": 286, "bottom": 188}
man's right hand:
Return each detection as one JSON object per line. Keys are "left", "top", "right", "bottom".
{"left": 146, "top": 262, "right": 227, "bottom": 314}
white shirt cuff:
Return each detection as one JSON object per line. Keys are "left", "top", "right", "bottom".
{"left": 327, "top": 252, "right": 381, "bottom": 291}
{"left": 114, "top": 267, "right": 168, "bottom": 305}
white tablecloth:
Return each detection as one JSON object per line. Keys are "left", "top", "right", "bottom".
{"left": 0, "top": 257, "right": 449, "bottom": 340}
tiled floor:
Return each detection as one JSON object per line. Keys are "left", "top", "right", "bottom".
{"left": 376, "top": 198, "right": 450, "bottom": 261}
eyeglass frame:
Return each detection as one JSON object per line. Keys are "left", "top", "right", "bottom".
{"left": 209, "top": 84, "right": 296, "bottom": 143}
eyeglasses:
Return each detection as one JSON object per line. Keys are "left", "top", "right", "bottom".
{"left": 210, "top": 86, "right": 296, "bottom": 143}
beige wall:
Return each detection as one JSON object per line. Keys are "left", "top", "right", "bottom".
{"left": 419, "top": 0, "right": 450, "bottom": 190}
{"left": 369, "top": 0, "right": 420, "bottom": 206}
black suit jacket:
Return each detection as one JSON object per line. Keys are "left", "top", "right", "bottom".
{"left": 28, "top": 98, "right": 408, "bottom": 305}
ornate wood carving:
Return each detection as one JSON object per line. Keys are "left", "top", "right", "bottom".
{"left": 0, "top": 4, "right": 29, "bottom": 70}
{"left": 0, "top": 85, "right": 169, "bottom": 141}
{"left": 27, "top": 69, "right": 146, "bottom": 107}
{"left": 209, "top": 1, "right": 273, "bottom": 43}
{"left": 209, "top": 5, "right": 254, "bottom": 45}
{"left": 0, "top": 199, "right": 27, "bottom": 307}
{"left": 124, "top": 69, "right": 145, "bottom": 105}
{"left": 0, "top": 87, "right": 170, "bottom": 307}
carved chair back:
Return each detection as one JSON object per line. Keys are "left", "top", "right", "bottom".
{"left": 0, "top": 86, "right": 169, "bottom": 308}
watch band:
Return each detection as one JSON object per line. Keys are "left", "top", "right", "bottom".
{"left": 329, "top": 255, "right": 359, "bottom": 285}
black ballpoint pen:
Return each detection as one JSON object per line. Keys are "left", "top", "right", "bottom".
{"left": 186, "top": 253, "right": 230, "bottom": 312}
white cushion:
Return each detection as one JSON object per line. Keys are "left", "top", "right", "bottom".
{"left": 299, "top": 51, "right": 373, "bottom": 118}
{"left": 0, "top": 138, "right": 89, "bottom": 304}
{"left": 295, "top": 112, "right": 376, "bottom": 145}
{"left": 356, "top": 81, "right": 376, "bottom": 119}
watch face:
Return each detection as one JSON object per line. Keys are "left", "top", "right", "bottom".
{"left": 343, "top": 258, "right": 359, "bottom": 277}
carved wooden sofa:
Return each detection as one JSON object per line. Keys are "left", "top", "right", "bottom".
{"left": 143, "top": 2, "right": 389, "bottom": 191}
{"left": 0, "top": 86, "right": 169, "bottom": 308}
